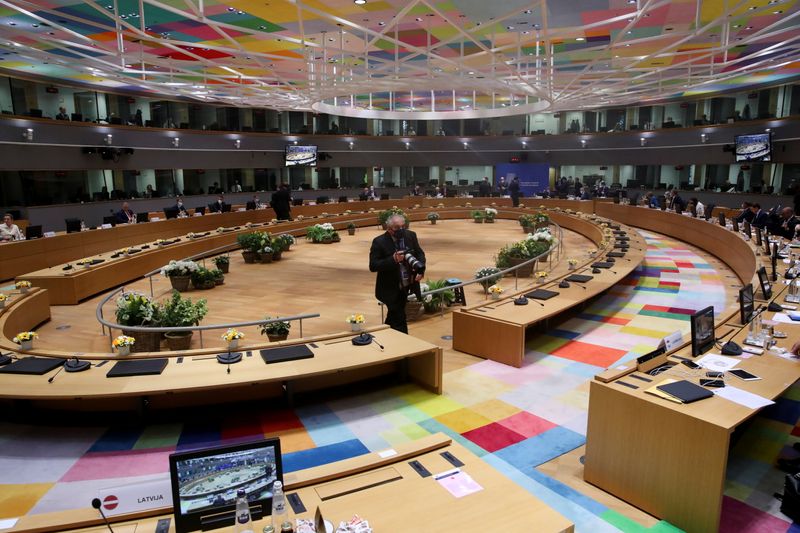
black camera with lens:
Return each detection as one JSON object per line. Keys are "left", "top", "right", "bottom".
{"left": 402, "top": 251, "right": 426, "bottom": 276}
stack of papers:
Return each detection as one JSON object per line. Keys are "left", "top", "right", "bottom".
{"left": 714, "top": 386, "right": 775, "bottom": 409}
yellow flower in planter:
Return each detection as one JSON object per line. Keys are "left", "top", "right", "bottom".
{"left": 534, "top": 271, "right": 548, "bottom": 279}
{"left": 0, "top": 294, "right": 7, "bottom": 301}
{"left": 112, "top": 335, "right": 135, "bottom": 347}
{"left": 488, "top": 284, "right": 504, "bottom": 294}
{"left": 346, "top": 314, "right": 366, "bottom": 324}
{"left": 221, "top": 328, "right": 244, "bottom": 342}
{"left": 13, "top": 331, "right": 38, "bottom": 343}
{"left": 15, "top": 281, "right": 31, "bottom": 289}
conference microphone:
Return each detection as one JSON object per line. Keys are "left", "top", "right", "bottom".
{"left": 48, "top": 365, "right": 65, "bottom": 384}
{"left": 91, "top": 498, "right": 115, "bottom": 533}
{"left": 371, "top": 337, "right": 385, "bottom": 350}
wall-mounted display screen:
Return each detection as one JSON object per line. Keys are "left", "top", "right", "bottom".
{"left": 734, "top": 133, "right": 772, "bottom": 162}
{"left": 285, "top": 145, "right": 317, "bottom": 166}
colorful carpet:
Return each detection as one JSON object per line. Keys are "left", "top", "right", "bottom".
{"left": 0, "top": 231, "right": 796, "bottom": 532}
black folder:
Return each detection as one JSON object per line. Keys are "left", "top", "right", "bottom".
{"left": 614, "top": 244, "right": 629, "bottom": 249}
{"left": 565, "top": 274, "right": 593, "bottom": 283}
{"left": 0, "top": 357, "right": 63, "bottom": 375}
{"left": 656, "top": 380, "right": 713, "bottom": 404}
{"left": 90, "top": 259, "right": 105, "bottom": 265}
{"left": 592, "top": 262, "right": 614, "bottom": 269}
{"left": 524, "top": 289, "right": 560, "bottom": 300}
{"left": 260, "top": 345, "right": 314, "bottom": 364}
{"left": 606, "top": 252, "right": 626, "bottom": 258}
{"left": 107, "top": 359, "right": 168, "bottom": 377}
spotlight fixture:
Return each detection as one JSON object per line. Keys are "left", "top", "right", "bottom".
{"left": 293, "top": 140, "right": 298, "bottom": 145}
{"left": 22, "top": 128, "right": 33, "bottom": 141}
{"left": 522, "top": 141, "right": 527, "bottom": 148}
{"left": 700, "top": 133, "right": 709, "bottom": 143}
{"left": 354, "top": 0, "right": 366, "bottom": 4}
{"left": 640, "top": 137, "right": 647, "bottom": 147}
{"left": 405, "top": 142, "right": 410, "bottom": 150}
{"left": 348, "top": 141, "right": 354, "bottom": 150}
{"left": 234, "top": 139, "right": 241, "bottom": 149}
{"left": 463, "top": 142, "right": 468, "bottom": 150}
{"left": 104, "top": 134, "right": 113, "bottom": 146}
{"left": 765, "top": 128, "right": 772, "bottom": 133}
{"left": 580, "top": 139, "right": 587, "bottom": 148}
{"left": 171, "top": 137, "right": 180, "bottom": 147}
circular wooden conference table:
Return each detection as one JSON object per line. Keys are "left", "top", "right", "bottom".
{"left": 0, "top": 199, "right": 755, "bottom": 412}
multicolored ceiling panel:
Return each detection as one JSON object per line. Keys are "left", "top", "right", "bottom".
{"left": 0, "top": 0, "right": 796, "bottom": 115}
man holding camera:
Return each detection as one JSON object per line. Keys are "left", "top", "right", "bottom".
{"left": 369, "top": 214, "right": 426, "bottom": 334}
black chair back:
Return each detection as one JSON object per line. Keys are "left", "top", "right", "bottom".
{"left": 102, "top": 215, "right": 117, "bottom": 226}
{"left": 65, "top": 218, "right": 82, "bottom": 233}
{"left": 25, "top": 225, "right": 42, "bottom": 239}
{"left": 163, "top": 207, "right": 179, "bottom": 219}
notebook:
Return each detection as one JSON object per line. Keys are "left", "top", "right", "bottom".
{"left": 0, "top": 357, "right": 63, "bottom": 375}
{"left": 565, "top": 274, "right": 593, "bottom": 283}
{"left": 592, "top": 262, "right": 614, "bottom": 269}
{"left": 606, "top": 252, "right": 626, "bottom": 258}
{"left": 614, "top": 244, "right": 629, "bottom": 249}
{"left": 107, "top": 359, "right": 168, "bottom": 377}
{"left": 524, "top": 289, "right": 559, "bottom": 300}
{"left": 656, "top": 380, "right": 713, "bottom": 404}
{"left": 260, "top": 345, "right": 314, "bottom": 364}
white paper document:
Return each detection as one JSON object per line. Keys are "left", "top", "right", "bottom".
{"left": 696, "top": 354, "right": 740, "bottom": 371}
{"left": 770, "top": 313, "right": 800, "bottom": 325}
{"left": 714, "top": 385, "right": 775, "bottom": 409}
{"left": 0, "top": 518, "right": 18, "bottom": 530}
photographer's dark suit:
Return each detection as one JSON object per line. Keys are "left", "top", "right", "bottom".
{"left": 270, "top": 187, "right": 292, "bottom": 220}
{"left": 369, "top": 229, "right": 426, "bottom": 334}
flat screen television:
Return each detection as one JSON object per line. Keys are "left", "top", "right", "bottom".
{"left": 739, "top": 284, "right": 754, "bottom": 325}
{"left": 285, "top": 145, "right": 317, "bottom": 167}
{"left": 169, "top": 437, "right": 282, "bottom": 533}
{"left": 690, "top": 305, "right": 716, "bottom": 357}
{"left": 757, "top": 265, "right": 772, "bottom": 299}
{"left": 735, "top": 132, "right": 772, "bottom": 162}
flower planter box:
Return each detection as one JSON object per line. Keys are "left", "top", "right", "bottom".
{"left": 474, "top": 218, "right": 484, "bottom": 224}
{"left": 267, "top": 333, "right": 288, "bottom": 342}
{"left": 261, "top": 254, "right": 273, "bottom": 264}
{"left": 485, "top": 218, "right": 495, "bottom": 223}
{"left": 507, "top": 257, "right": 534, "bottom": 277}
{"left": 272, "top": 250, "right": 283, "bottom": 261}
{"left": 217, "top": 263, "right": 229, "bottom": 274}
{"left": 165, "top": 331, "right": 193, "bottom": 351}
{"left": 123, "top": 329, "right": 161, "bottom": 352}
{"left": 197, "top": 281, "right": 216, "bottom": 290}
{"left": 169, "top": 275, "right": 191, "bottom": 292}
{"left": 242, "top": 251, "right": 259, "bottom": 264}
{"left": 347, "top": 228, "right": 356, "bottom": 235}
{"left": 117, "top": 345, "right": 131, "bottom": 356}
{"left": 321, "top": 237, "right": 333, "bottom": 244}
{"left": 18, "top": 340, "right": 33, "bottom": 351}
{"left": 429, "top": 219, "right": 437, "bottom": 225}
{"left": 405, "top": 301, "right": 425, "bottom": 322}
{"left": 214, "top": 278, "right": 224, "bottom": 286}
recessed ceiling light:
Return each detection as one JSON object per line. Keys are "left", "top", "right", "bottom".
{"left": 773, "top": 10, "right": 783, "bottom": 13}
{"left": 576, "top": 37, "right": 585, "bottom": 41}
{"left": 746, "top": 26, "right": 753, "bottom": 29}
{"left": 507, "top": 26, "right": 514, "bottom": 30}
{"left": 354, "top": 0, "right": 366, "bottom": 4}
{"left": 378, "top": 21, "right": 385, "bottom": 26}
{"left": 733, "top": 24, "right": 741, "bottom": 28}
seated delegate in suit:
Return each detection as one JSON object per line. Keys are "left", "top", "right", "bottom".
{"left": 0, "top": 213, "right": 23, "bottom": 242}
{"left": 734, "top": 202, "right": 754, "bottom": 223}
{"left": 688, "top": 198, "right": 705, "bottom": 218}
{"left": 174, "top": 196, "right": 188, "bottom": 216}
{"left": 749, "top": 203, "right": 769, "bottom": 228}
{"left": 208, "top": 195, "right": 226, "bottom": 213}
{"left": 667, "top": 190, "right": 686, "bottom": 212}
{"left": 369, "top": 214, "right": 426, "bottom": 334}
{"left": 115, "top": 202, "right": 136, "bottom": 224}
{"left": 773, "top": 207, "right": 800, "bottom": 239}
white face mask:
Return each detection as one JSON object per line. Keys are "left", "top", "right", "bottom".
{"left": 177, "top": 201, "right": 182, "bottom": 207}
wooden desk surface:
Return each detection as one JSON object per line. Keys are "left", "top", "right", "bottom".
{"left": 10, "top": 433, "right": 573, "bottom": 533}
{"left": 0, "top": 327, "right": 442, "bottom": 402}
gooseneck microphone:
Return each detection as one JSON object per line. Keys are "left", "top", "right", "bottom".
{"left": 91, "top": 498, "right": 115, "bottom": 533}
{"left": 48, "top": 365, "right": 65, "bottom": 383}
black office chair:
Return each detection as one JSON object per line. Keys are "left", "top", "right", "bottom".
{"left": 25, "top": 225, "right": 42, "bottom": 240}
{"left": 338, "top": 196, "right": 348, "bottom": 203}
{"left": 380, "top": 194, "right": 389, "bottom": 200}
{"left": 102, "top": 215, "right": 117, "bottom": 226}
{"left": 65, "top": 218, "right": 82, "bottom": 233}
{"left": 292, "top": 198, "right": 304, "bottom": 206}
{"left": 136, "top": 212, "right": 149, "bottom": 223}
{"left": 246, "top": 201, "right": 256, "bottom": 210}
{"left": 71, "top": 113, "right": 83, "bottom": 122}
{"left": 29, "top": 108, "right": 42, "bottom": 118}
{"left": 705, "top": 204, "right": 715, "bottom": 221}
{"left": 221, "top": 203, "right": 232, "bottom": 213}
{"left": 316, "top": 196, "right": 329, "bottom": 204}
{"left": 109, "top": 117, "right": 122, "bottom": 125}
{"left": 163, "top": 207, "right": 179, "bottom": 220}
{"left": 194, "top": 206, "right": 206, "bottom": 215}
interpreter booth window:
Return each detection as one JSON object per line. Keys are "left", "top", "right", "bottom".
{"left": 154, "top": 169, "right": 178, "bottom": 197}
{"left": 338, "top": 167, "right": 369, "bottom": 189}
{"left": 15, "top": 170, "right": 89, "bottom": 205}
{"left": 0, "top": 76, "right": 13, "bottom": 115}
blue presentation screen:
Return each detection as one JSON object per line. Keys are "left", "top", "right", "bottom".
{"left": 495, "top": 163, "right": 550, "bottom": 197}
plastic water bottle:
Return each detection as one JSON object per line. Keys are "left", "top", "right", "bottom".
{"left": 233, "top": 488, "right": 254, "bottom": 533}
{"left": 271, "top": 481, "right": 289, "bottom": 529}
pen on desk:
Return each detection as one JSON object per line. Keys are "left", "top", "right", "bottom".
{"left": 434, "top": 468, "right": 460, "bottom": 480}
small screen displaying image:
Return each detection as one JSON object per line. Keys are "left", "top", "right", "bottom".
{"left": 285, "top": 145, "right": 317, "bottom": 166}
{"left": 175, "top": 446, "right": 278, "bottom": 515}
{"left": 735, "top": 133, "right": 771, "bottom": 162}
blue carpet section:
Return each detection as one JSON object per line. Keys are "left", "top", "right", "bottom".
{"left": 548, "top": 329, "right": 582, "bottom": 340}
{"left": 88, "top": 427, "right": 141, "bottom": 452}
{"left": 416, "top": 418, "right": 488, "bottom": 457}
{"left": 295, "top": 404, "right": 359, "bottom": 447}
{"left": 526, "top": 468, "right": 608, "bottom": 516}
{"left": 283, "top": 439, "right": 369, "bottom": 472}
{"left": 176, "top": 422, "right": 222, "bottom": 451}
{"left": 493, "top": 426, "right": 585, "bottom": 470}
{"left": 763, "top": 398, "right": 800, "bottom": 425}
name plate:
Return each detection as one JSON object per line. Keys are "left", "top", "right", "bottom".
{"left": 662, "top": 330, "right": 682, "bottom": 351}
{"left": 237, "top": 207, "right": 246, "bottom": 212}
{"left": 101, "top": 223, "right": 113, "bottom": 229}
{"left": 150, "top": 217, "right": 161, "bottom": 221}
{"left": 96, "top": 477, "right": 172, "bottom": 517}
{"left": 44, "top": 231, "right": 55, "bottom": 238}
{"left": 193, "top": 212, "right": 203, "bottom": 216}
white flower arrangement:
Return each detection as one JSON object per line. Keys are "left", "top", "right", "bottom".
{"left": 318, "top": 223, "right": 335, "bottom": 231}
{"left": 161, "top": 260, "right": 200, "bottom": 277}
{"left": 485, "top": 207, "right": 498, "bottom": 215}
{"left": 527, "top": 229, "right": 555, "bottom": 243}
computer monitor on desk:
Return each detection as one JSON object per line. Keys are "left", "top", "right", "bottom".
{"left": 755, "top": 226, "right": 763, "bottom": 247}
{"left": 740, "top": 284, "right": 754, "bottom": 325}
{"left": 743, "top": 220, "right": 752, "bottom": 239}
{"left": 732, "top": 219, "right": 740, "bottom": 233}
{"left": 25, "top": 225, "right": 42, "bottom": 240}
{"left": 690, "top": 306, "right": 715, "bottom": 357}
{"left": 757, "top": 265, "right": 772, "bottom": 299}
{"left": 169, "top": 438, "right": 282, "bottom": 533}
{"left": 718, "top": 212, "right": 726, "bottom": 227}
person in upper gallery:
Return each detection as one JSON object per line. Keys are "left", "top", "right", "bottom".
{"left": 173, "top": 195, "right": 188, "bottom": 216}
{"left": 144, "top": 184, "right": 155, "bottom": 198}
{"left": 478, "top": 177, "right": 492, "bottom": 197}
{"left": 115, "top": 201, "right": 136, "bottom": 224}
{"left": 509, "top": 175, "right": 521, "bottom": 207}
{"left": 772, "top": 207, "right": 800, "bottom": 239}
{"left": 369, "top": 214, "right": 426, "bottom": 334}
{"left": 231, "top": 180, "right": 242, "bottom": 193}
{"left": 55, "top": 107, "right": 70, "bottom": 120}
{"left": 734, "top": 201, "right": 754, "bottom": 223}
{"left": 270, "top": 183, "right": 292, "bottom": 221}
{"left": 208, "top": 194, "right": 226, "bottom": 213}
{"left": 749, "top": 203, "right": 769, "bottom": 228}
{"left": 0, "top": 213, "right": 23, "bottom": 242}
{"left": 688, "top": 197, "right": 705, "bottom": 218}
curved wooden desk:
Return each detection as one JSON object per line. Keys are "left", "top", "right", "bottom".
{"left": 452, "top": 212, "right": 647, "bottom": 367}
{"left": 10, "top": 433, "right": 574, "bottom": 533}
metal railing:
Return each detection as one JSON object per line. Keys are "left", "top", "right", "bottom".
{"left": 96, "top": 287, "right": 318, "bottom": 349}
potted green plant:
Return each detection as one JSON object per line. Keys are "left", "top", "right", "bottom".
{"left": 213, "top": 255, "right": 230, "bottom": 273}
{"left": 347, "top": 222, "right": 356, "bottom": 235}
{"left": 519, "top": 214, "right": 535, "bottom": 233}
{"left": 270, "top": 237, "right": 286, "bottom": 260}
{"left": 533, "top": 212, "right": 550, "bottom": 230}
{"left": 331, "top": 230, "right": 341, "bottom": 243}
{"left": 115, "top": 292, "right": 162, "bottom": 352}
{"left": 260, "top": 316, "right": 291, "bottom": 341}
{"left": 160, "top": 290, "right": 208, "bottom": 350}
{"left": 237, "top": 231, "right": 270, "bottom": 263}
{"left": 495, "top": 242, "right": 535, "bottom": 277}
{"left": 427, "top": 212, "right": 440, "bottom": 225}
{"left": 475, "top": 267, "right": 502, "bottom": 291}
{"left": 211, "top": 268, "right": 225, "bottom": 285}
{"left": 306, "top": 223, "right": 336, "bottom": 243}
{"left": 260, "top": 245, "right": 274, "bottom": 263}
{"left": 279, "top": 234, "right": 295, "bottom": 250}
{"left": 471, "top": 210, "right": 485, "bottom": 223}
{"left": 161, "top": 260, "right": 200, "bottom": 292}
{"left": 190, "top": 267, "right": 217, "bottom": 290}
{"left": 420, "top": 280, "right": 455, "bottom": 313}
